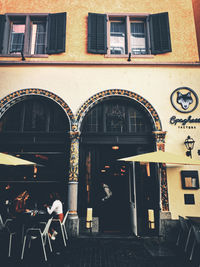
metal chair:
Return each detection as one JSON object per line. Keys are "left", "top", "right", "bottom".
{"left": 0, "top": 214, "right": 16, "bottom": 257}
{"left": 189, "top": 225, "right": 200, "bottom": 267}
{"left": 21, "top": 217, "right": 53, "bottom": 261}
{"left": 176, "top": 216, "right": 190, "bottom": 250}
{"left": 52, "top": 210, "right": 69, "bottom": 246}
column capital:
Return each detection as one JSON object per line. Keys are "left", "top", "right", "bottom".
{"left": 152, "top": 131, "right": 167, "bottom": 151}
{"left": 70, "top": 121, "right": 81, "bottom": 140}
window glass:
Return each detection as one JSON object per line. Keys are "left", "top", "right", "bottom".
{"left": 10, "top": 23, "right": 25, "bottom": 53}
{"left": 81, "top": 99, "right": 152, "bottom": 134}
{"left": 129, "top": 108, "right": 146, "bottom": 132}
{"left": 0, "top": 97, "right": 69, "bottom": 133}
{"left": 24, "top": 100, "right": 48, "bottom": 131}
{"left": 130, "top": 21, "right": 146, "bottom": 55}
{"left": 31, "top": 21, "right": 46, "bottom": 54}
{"left": 83, "top": 109, "right": 98, "bottom": 133}
{"left": 105, "top": 103, "right": 125, "bottom": 132}
{"left": 110, "top": 20, "right": 126, "bottom": 55}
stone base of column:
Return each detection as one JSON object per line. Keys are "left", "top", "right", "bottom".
{"left": 66, "top": 214, "right": 79, "bottom": 237}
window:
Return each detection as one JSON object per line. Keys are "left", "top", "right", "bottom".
{"left": 0, "top": 97, "right": 69, "bottom": 133}
{"left": 184, "top": 194, "right": 195, "bottom": 205}
{"left": 181, "top": 171, "right": 199, "bottom": 189}
{"left": 88, "top": 12, "right": 172, "bottom": 56}
{"left": 0, "top": 12, "right": 66, "bottom": 55}
{"left": 82, "top": 98, "right": 152, "bottom": 134}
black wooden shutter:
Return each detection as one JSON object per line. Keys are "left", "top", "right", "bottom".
{"left": 88, "top": 13, "right": 107, "bottom": 54}
{"left": 149, "top": 12, "right": 172, "bottom": 54}
{"left": 47, "top": 12, "right": 66, "bottom": 54}
{"left": 0, "top": 15, "right": 5, "bottom": 54}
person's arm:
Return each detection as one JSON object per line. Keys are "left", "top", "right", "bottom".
{"left": 47, "top": 201, "right": 57, "bottom": 215}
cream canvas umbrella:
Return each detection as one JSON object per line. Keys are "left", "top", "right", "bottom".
{"left": 119, "top": 150, "right": 200, "bottom": 165}
{"left": 0, "top": 153, "right": 37, "bottom": 166}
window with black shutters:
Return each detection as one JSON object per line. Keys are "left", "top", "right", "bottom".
{"left": 88, "top": 12, "right": 172, "bottom": 56}
{"left": 0, "top": 12, "right": 66, "bottom": 56}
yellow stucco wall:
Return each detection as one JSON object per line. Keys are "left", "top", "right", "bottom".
{"left": 0, "top": 0, "right": 199, "bottom": 62}
{"left": 192, "top": 0, "right": 200, "bottom": 58}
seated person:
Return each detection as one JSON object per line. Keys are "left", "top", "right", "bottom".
{"left": 44, "top": 192, "right": 64, "bottom": 240}
{"left": 14, "top": 190, "right": 30, "bottom": 214}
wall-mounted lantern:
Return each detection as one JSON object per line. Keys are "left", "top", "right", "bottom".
{"left": 184, "top": 136, "right": 195, "bottom": 158}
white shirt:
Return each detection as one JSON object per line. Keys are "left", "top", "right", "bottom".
{"left": 47, "top": 200, "right": 63, "bottom": 215}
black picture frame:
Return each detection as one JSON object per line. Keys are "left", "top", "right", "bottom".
{"left": 181, "top": 171, "right": 199, "bottom": 189}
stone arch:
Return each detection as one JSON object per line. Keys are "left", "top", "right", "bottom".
{"left": 76, "top": 89, "right": 162, "bottom": 131}
{"left": 0, "top": 88, "right": 74, "bottom": 129}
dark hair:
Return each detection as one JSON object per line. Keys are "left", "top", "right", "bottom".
{"left": 50, "top": 192, "right": 60, "bottom": 201}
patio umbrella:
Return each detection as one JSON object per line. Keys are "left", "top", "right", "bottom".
{"left": 118, "top": 150, "right": 200, "bottom": 165}
{"left": 0, "top": 153, "right": 37, "bottom": 166}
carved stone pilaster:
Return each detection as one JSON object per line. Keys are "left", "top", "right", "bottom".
{"left": 66, "top": 122, "right": 80, "bottom": 236}
{"left": 153, "top": 131, "right": 167, "bottom": 151}
{"left": 69, "top": 122, "right": 80, "bottom": 182}
{"left": 153, "top": 131, "right": 169, "bottom": 212}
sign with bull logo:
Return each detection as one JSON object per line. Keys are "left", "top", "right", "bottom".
{"left": 170, "top": 87, "right": 198, "bottom": 113}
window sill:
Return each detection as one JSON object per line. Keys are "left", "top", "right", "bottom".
{"left": 105, "top": 54, "right": 154, "bottom": 59}
{"left": 0, "top": 54, "right": 48, "bottom": 58}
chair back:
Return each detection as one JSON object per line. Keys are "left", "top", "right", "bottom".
{"left": 0, "top": 214, "right": 4, "bottom": 230}
{"left": 179, "top": 216, "right": 189, "bottom": 232}
{"left": 192, "top": 225, "right": 200, "bottom": 243}
{"left": 42, "top": 217, "right": 53, "bottom": 236}
{"left": 63, "top": 210, "right": 69, "bottom": 225}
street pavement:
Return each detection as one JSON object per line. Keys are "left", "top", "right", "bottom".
{"left": 1, "top": 234, "right": 196, "bottom": 267}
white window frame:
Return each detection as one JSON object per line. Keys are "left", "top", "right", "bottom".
{"left": 2, "top": 13, "right": 48, "bottom": 57}
{"left": 106, "top": 13, "right": 154, "bottom": 58}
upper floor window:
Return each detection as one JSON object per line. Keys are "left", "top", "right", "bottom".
{"left": 0, "top": 12, "right": 66, "bottom": 56}
{"left": 88, "top": 12, "right": 172, "bottom": 56}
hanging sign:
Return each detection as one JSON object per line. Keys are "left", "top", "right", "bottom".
{"left": 170, "top": 87, "right": 198, "bottom": 113}
{"left": 170, "top": 87, "right": 199, "bottom": 128}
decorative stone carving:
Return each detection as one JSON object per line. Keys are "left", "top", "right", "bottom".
{"left": 153, "top": 131, "right": 169, "bottom": 212}
{"left": 69, "top": 121, "right": 80, "bottom": 182}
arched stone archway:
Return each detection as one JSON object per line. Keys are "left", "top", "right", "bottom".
{"left": 0, "top": 88, "right": 74, "bottom": 126}
{"left": 76, "top": 89, "right": 162, "bottom": 132}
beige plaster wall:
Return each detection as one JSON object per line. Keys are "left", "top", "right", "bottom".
{"left": 0, "top": 65, "right": 200, "bottom": 219}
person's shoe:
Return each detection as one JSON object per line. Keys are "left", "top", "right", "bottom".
{"left": 51, "top": 231, "right": 58, "bottom": 240}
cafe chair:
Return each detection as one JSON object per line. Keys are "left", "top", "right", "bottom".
{"left": 189, "top": 225, "right": 200, "bottom": 267}
{"left": 0, "top": 214, "right": 16, "bottom": 257}
{"left": 52, "top": 210, "right": 69, "bottom": 247}
{"left": 176, "top": 216, "right": 190, "bottom": 250}
{"left": 21, "top": 217, "right": 53, "bottom": 262}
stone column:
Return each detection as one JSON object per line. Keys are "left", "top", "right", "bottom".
{"left": 153, "top": 131, "right": 172, "bottom": 240}
{"left": 67, "top": 123, "right": 80, "bottom": 237}
{"left": 153, "top": 131, "right": 170, "bottom": 212}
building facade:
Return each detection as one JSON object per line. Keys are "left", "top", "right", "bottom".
{"left": 0, "top": 0, "right": 200, "bottom": 238}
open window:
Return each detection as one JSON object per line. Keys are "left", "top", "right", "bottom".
{"left": 0, "top": 12, "right": 66, "bottom": 55}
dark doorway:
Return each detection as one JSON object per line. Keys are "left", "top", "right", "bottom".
{"left": 79, "top": 96, "right": 158, "bottom": 235}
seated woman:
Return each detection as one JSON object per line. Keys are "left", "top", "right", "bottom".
{"left": 14, "top": 190, "right": 30, "bottom": 214}
{"left": 44, "top": 192, "right": 64, "bottom": 240}
{"left": 12, "top": 190, "right": 31, "bottom": 237}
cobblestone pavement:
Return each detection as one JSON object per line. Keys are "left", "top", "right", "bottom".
{"left": 1, "top": 235, "right": 195, "bottom": 267}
